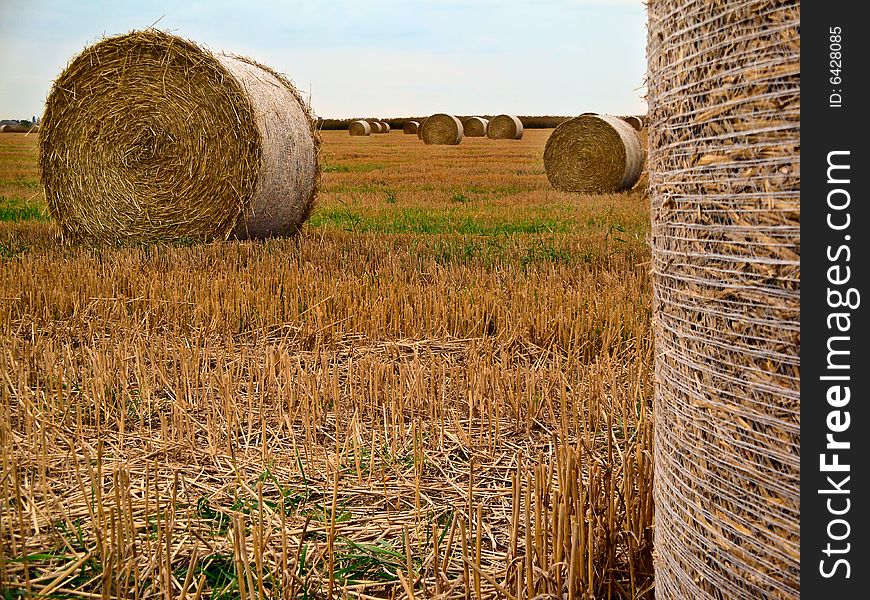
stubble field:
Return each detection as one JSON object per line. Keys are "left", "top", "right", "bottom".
{"left": 0, "top": 129, "right": 654, "bottom": 599}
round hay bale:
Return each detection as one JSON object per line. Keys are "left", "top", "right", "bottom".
{"left": 648, "top": 1, "right": 800, "bottom": 598}
{"left": 462, "top": 117, "right": 488, "bottom": 137}
{"left": 487, "top": 114, "right": 523, "bottom": 139}
{"left": 380, "top": 122, "right": 390, "bottom": 133}
{"left": 543, "top": 114, "right": 644, "bottom": 193}
{"left": 622, "top": 115, "right": 643, "bottom": 131}
{"left": 348, "top": 120, "right": 372, "bottom": 136}
{"left": 420, "top": 113, "right": 462, "bottom": 145}
{"left": 416, "top": 117, "right": 429, "bottom": 140}
{"left": 1, "top": 124, "right": 34, "bottom": 133}
{"left": 369, "top": 121, "right": 383, "bottom": 134}
{"left": 402, "top": 120, "right": 419, "bottom": 134}
{"left": 39, "top": 30, "right": 318, "bottom": 244}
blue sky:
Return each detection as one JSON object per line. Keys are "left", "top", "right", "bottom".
{"left": 0, "top": 0, "right": 647, "bottom": 119}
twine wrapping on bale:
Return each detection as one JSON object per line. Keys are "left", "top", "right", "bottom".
{"left": 542, "top": 114, "right": 644, "bottom": 193}
{"left": 648, "top": 1, "right": 800, "bottom": 598}
{"left": 462, "top": 117, "right": 488, "bottom": 137}
{"left": 403, "top": 121, "right": 419, "bottom": 134}
{"left": 487, "top": 114, "right": 523, "bottom": 139}
{"left": 349, "top": 120, "right": 372, "bottom": 136}
{"left": 39, "top": 29, "right": 319, "bottom": 244}
{"left": 420, "top": 114, "right": 463, "bottom": 145}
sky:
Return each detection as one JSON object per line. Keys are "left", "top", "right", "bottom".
{"left": 0, "top": 0, "right": 647, "bottom": 120}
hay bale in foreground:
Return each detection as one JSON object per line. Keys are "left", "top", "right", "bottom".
{"left": 462, "top": 117, "right": 488, "bottom": 137}
{"left": 403, "top": 121, "right": 419, "bottom": 134}
{"left": 648, "top": 1, "right": 800, "bottom": 598}
{"left": 420, "top": 114, "right": 462, "bottom": 145}
{"left": 349, "top": 120, "right": 372, "bottom": 136}
{"left": 39, "top": 29, "right": 318, "bottom": 244}
{"left": 487, "top": 114, "right": 523, "bottom": 139}
{"left": 543, "top": 114, "right": 644, "bottom": 193}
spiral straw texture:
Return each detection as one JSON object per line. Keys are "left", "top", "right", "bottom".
{"left": 647, "top": 1, "right": 800, "bottom": 598}
{"left": 420, "top": 114, "right": 463, "bottom": 145}
{"left": 39, "top": 30, "right": 318, "bottom": 244}
{"left": 487, "top": 114, "right": 523, "bottom": 139}
{"left": 402, "top": 121, "right": 419, "bottom": 134}
{"left": 543, "top": 114, "right": 644, "bottom": 193}
{"left": 462, "top": 117, "right": 489, "bottom": 137}
{"left": 349, "top": 120, "right": 372, "bottom": 136}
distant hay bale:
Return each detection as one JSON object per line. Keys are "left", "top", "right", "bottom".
{"left": 369, "top": 121, "right": 383, "bottom": 134}
{"left": 487, "top": 114, "right": 523, "bottom": 139}
{"left": 420, "top": 114, "right": 462, "bottom": 145}
{"left": 1, "top": 124, "right": 35, "bottom": 133}
{"left": 349, "top": 120, "right": 372, "bottom": 136}
{"left": 622, "top": 115, "right": 643, "bottom": 131}
{"left": 39, "top": 30, "right": 319, "bottom": 244}
{"left": 416, "top": 117, "right": 429, "bottom": 139}
{"left": 462, "top": 117, "right": 488, "bottom": 137}
{"left": 379, "top": 122, "right": 390, "bottom": 133}
{"left": 648, "top": 1, "right": 800, "bottom": 599}
{"left": 543, "top": 114, "right": 644, "bottom": 193}
{"left": 403, "top": 121, "right": 419, "bottom": 134}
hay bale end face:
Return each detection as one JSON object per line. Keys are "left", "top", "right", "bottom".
{"left": 403, "top": 120, "right": 419, "bottom": 134}
{"left": 648, "top": 1, "right": 800, "bottom": 598}
{"left": 39, "top": 30, "right": 319, "bottom": 244}
{"left": 349, "top": 120, "right": 372, "bottom": 136}
{"left": 543, "top": 114, "right": 644, "bottom": 193}
{"left": 487, "top": 114, "right": 523, "bottom": 139}
{"left": 420, "top": 114, "right": 463, "bottom": 145}
{"left": 462, "top": 117, "right": 488, "bottom": 137}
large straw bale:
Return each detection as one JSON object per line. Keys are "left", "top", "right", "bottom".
{"left": 368, "top": 121, "right": 383, "bottom": 134}
{"left": 462, "top": 117, "right": 488, "bottom": 137}
{"left": 349, "top": 120, "right": 372, "bottom": 136}
{"left": 420, "top": 114, "right": 462, "bottom": 145}
{"left": 402, "top": 120, "right": 419, "bottom": 134}
{"left": 379, "top": 122, "right": 390, "bottom": 133}
{"left": 648, "top": 1, "right": 800, "bottom": 598}
{"left": 487, "top": 114, "right": 523, "bottom": 139}
{"left": 543, "top": 114, "right": 644, "bottom": 193}
{"left": 39, "top": 30, "right": 319, "bottom": 244}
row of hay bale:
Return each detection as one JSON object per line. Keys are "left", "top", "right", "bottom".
{"left": 1, "top": 124, "right": 39, "bottom": 133}
{"left": 348, "top": 119, "right": 391, "bottom": 136}
{"left": 543, "top": 113, "right": 647, "bottom": 194}
{"left": 410, "top": 113, "right": 524, "bottom": 145}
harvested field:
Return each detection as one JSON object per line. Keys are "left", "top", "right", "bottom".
{"left": 0, "top": 128, "right": 654, "bottom": 599}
